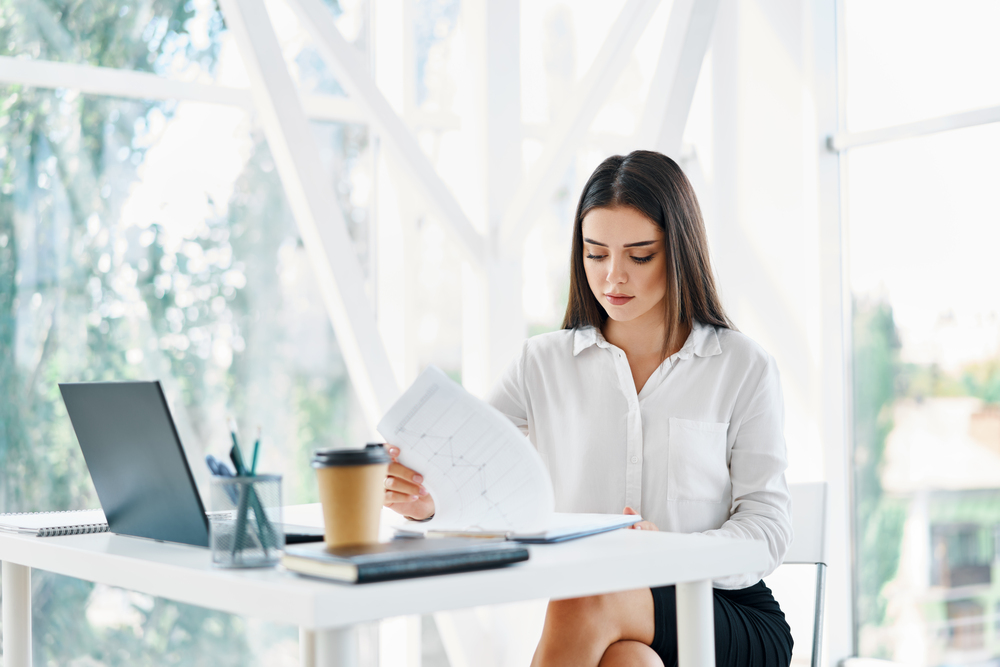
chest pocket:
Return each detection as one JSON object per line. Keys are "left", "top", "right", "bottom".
{"left": 667, "top": 417, "right": 730, "bottom": 502}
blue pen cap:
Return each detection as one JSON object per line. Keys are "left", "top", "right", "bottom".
{"left": 311, "top": 443, "right": 391, "bottom": 468}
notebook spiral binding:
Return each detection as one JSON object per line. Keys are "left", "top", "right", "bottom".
{"left": 0, "top": 509, "right": 97, "bottom": 516}
{"left": 0, "top": 509, "right": 109, "bottom": 537}
{"left": 37, "top": 523, "right": 109, "bottom": 537}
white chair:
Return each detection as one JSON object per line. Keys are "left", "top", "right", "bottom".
{"left": 784, "top": 482, "right": 828, "bottom": 667}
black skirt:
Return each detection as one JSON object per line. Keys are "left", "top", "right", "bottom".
{"left": 650, "top": 580, "right": 793, "bottom": 667}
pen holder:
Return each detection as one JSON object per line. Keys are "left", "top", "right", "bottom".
{"left": 209, "top": 475, "right": 284, "bottom": 568}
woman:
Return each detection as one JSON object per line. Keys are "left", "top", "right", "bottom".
{"left": 383, "top": 150, "right": 794, "bottom": 667}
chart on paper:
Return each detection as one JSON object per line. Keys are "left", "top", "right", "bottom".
{"left": 378, "top": 366, "right": 554, "bottom": 532}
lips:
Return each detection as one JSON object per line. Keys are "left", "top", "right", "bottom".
{"left": 605, "top": 294, "right": 634, "bottom": 306}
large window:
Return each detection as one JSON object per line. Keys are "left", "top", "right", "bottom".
{"left": 0, "top": 0, "right": 373, "bottom": 662}
{"left": 844, "top": 2, "right": 1000, "bottom": 664}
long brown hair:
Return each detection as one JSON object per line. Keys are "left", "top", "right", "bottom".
{"left": 561, "top": 150, "right": 732, "bottom": 348}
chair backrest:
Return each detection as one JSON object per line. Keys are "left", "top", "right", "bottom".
{"left": 784, "top": 482, "right": 828, "bottom": 565}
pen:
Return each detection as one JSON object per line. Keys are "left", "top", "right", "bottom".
{"left": 250, "top": 426, "right": 261, "bottom": 476}
{"left": 228, "top": 418, "right": 259, "bottom": 554}
{"left": 228, "top": 417, "right": 247, "bottom": 473}
{"left": 227, "top": 418, "right": 276, "bottom": 553}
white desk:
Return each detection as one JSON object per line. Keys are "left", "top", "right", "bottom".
{"left": 0, "top": 508, "right": 768, "bottom": 667}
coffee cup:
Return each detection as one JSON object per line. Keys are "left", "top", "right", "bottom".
{"left": 312, "top": 443, "right": 391, "bottom": 548}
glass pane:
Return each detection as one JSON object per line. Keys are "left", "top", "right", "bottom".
{"left": 520, "top": 0, "right": 633, "bottom": 127}
{"left": 843, "top": 0, "right": 1000, "bottom": 132}
{"left": 413, "top": 0, "right": 460, "bottom": 111}
{"left": 0, "top": 84, "right": 370, "bottom": 662}
{"left": 268, "top": 0, "right": 370, "bottom": 97}
{"left": 3, "top": 0, "right": 222, "bottom": 74}
{"left": 2, "top": 0, "right": 368, "bottom": 96}
{"left": 848, "top": 122, "right": 1000, "bottom": 664}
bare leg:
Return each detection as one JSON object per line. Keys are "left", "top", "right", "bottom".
{"left": 599, "top": 641, "right": 664, "bottom": 667}
{"left": 530, "top": 589, "right": 656, "bottom": 667}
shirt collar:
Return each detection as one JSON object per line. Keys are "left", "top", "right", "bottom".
{"left": 572, "top": 320, "right": 722, "bottom": 359}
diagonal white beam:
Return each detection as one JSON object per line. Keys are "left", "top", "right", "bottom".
{"left": 634, "top": 0, "right": 721, "bottom": 157}
{"left": 498, "top": 0, "right": 659, "bottom": 255}
{"left": 288, "top": 0, "right": 486, "bottom": 267}
{"left": 828, "top": 104, "right": 1000, "bottom": 151}
{"left": 217, "top": 0, "right": 400, "bottom": 424}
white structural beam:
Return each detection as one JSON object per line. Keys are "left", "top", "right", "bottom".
{"left": 828, "top": 104, "right": 1000, "bottom": 151}
{"left": 633, "top": 0, "right": 721, "bottom": 157}
{"left": 289, "top": 0, "right": 486, "bottom": 267}
{"left": 0, "top": 55, "right": 373, "bottom": 123}
{"left": 301, "top": 95, "right": 370, "bottom": 124}
{"left": 0, "top": 55, "right": 250, "bottom": 106}
{"left": 498, "top": 0, "right": 659, "bottom": 255}
{"left": 812, "top": 0, "right": 855, "bottom": 661}
{"left": 217, "top": 0, "right": 400, "bottom": 425}
{"left": 372, "top": 0, "right": 419, "bottom": 390}
{"left": 460, "top": 0, "right": 525, "bottom": 397}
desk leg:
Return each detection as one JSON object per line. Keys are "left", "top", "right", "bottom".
{"left": 675, "top": 579, "right": 715, "bottom": 667}
{"left": 300, "top": 627, "right": 359, "bottom": 667}
{"left": 301, "top": 628, "right": 316, "bottom": 667}
{"left": 2, "top": 562, "right": 32, "bottom": 667}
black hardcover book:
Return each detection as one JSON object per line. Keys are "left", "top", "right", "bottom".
{"left": 282, "top": 538, "right": 529, "bottom": 583}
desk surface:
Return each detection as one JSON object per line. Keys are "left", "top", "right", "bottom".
{"left": 0, "top": 506, "right": 769, "bottom": 629}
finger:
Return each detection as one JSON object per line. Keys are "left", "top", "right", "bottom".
{"left": 387, "top": 445, "right": 400, "bottom": 459}
{"left": 623, "top": 506, "right": 638, "bottom": 515}
{"left": 384, "top": 476, "right": 426, "bottom": 496}
{"left": 383, "top": 490, "right": 420, "bottom": 504}
{"left": 388, "top": 461, "right": 423, "bottom": 485}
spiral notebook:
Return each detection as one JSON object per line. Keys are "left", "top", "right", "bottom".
{"left": 0, "top": 509, "right": 109, "bottom": 537}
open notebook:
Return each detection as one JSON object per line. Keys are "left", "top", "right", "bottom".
{"left": 0, "top": 509, "right": 109, "bottom": 537}
{"left": 393, "top": 512, "right": 640, "bottom": 544}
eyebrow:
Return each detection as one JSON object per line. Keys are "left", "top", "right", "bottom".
{"left": 583, "top": 238, "right": 658, "bottom": 248}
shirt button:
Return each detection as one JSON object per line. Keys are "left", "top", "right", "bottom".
{"left": 630, "top": 456, "right": 638, "bottom": 464}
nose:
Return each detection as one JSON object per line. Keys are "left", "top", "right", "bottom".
{"left": 606, "top": 254, "right": 627, "bottom": 286}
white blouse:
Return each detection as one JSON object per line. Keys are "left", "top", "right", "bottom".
{"left": 487, "top": 321, "right": 792, "bottom": 589}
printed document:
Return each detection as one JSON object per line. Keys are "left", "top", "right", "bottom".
{"left": 377, "top": 366, "right": 555, "bottom": 533}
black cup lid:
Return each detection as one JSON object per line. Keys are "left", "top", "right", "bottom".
{"left": 312, "top": 443, "right": 391, "bottom": 467}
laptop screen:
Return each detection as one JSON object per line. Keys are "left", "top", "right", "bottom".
{"left": 59, "top": 381, "right": 210, "bottom": 547}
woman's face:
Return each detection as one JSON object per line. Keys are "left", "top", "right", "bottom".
{"left": 581, "top": 206, "right": 667, "bottom": 327}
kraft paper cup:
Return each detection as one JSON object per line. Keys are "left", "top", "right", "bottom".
{"left": 312, "top": 443, "right": 391, "bottom": 548}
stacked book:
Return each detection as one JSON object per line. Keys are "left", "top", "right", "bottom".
{"left": 281, "top": 538, "right": 529, "bottom": 584}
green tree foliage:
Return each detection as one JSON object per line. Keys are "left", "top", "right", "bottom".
{"left": 1, "top": 1, "right": 371, "bottom": 662}
{"left": 0, "top": 1, "right": 256, "bottom": 663}
{"left": 852, "top": 298, "right": 907, "bottom": 637}
{"left": 961, "top": 358, "right": 1000, "bottom": 405}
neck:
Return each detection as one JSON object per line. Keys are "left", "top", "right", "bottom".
{"left": 602, "top": 309, "right": 691, "bottom": 361}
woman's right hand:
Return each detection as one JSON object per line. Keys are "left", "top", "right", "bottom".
{"left": 383, "top": 446, "right": 435, "bottom": 521}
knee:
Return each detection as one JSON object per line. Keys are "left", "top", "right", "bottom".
{"left": 599, "top": 640, "right": 664, "bottom": 667}
{"left": 544, "top": 595, "right": 616, "bottom": 637}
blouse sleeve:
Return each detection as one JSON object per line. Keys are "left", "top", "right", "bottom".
{"left": 486, "top": 340, "right": 530, "bottom": 436}
{"left": 701, "top": 355, "right": 793, "bottom": 589}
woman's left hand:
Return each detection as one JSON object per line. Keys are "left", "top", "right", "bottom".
{"left": 624, "top": 506, "right": 659, "bottom": 531}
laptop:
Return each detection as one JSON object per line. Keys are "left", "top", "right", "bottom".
{"left": 59, "top": 381, "right": 323, "bottom": 547}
